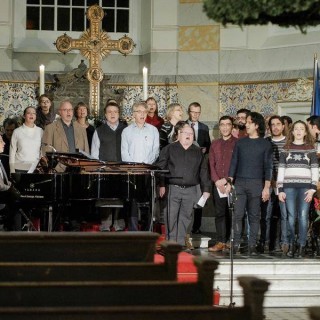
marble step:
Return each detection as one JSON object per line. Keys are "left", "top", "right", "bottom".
{"left": 215, "top": 274, "right": 320, "bottom": 291}
{"left": 219, "top": 290, "right": 320, "bottom": 308}
{"left": 216, "top": 260, "right": 320, "bottom": 275}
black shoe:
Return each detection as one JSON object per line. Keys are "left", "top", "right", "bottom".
{"left": 297, "top": 245, "right": 305, "bottom": 258}
{"left": 232, "top": 244, "right": 240, "bottom": 254}
{"left": 192, "top": 229, "right": 201, "bottom": 235}
{"left": 249, "top": 246, "right": 258, "bottom": 256}
{"left": 287, "top": 242, "right": 295, "bottom": 258}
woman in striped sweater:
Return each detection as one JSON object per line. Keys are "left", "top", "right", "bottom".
{"left": 277, "top": 120, "right": 319, "bottom": 258}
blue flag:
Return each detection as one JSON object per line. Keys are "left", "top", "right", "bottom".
{"left": 311, "top": 57, "right": 320, "bottom": 116}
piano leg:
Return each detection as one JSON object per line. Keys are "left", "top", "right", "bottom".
{"left": 48, "top": 206, "right": 53, "bottom": 232}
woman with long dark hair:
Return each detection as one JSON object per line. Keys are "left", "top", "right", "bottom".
{"left": 145, "top": 97, "right": 164, "bottom": 131}
{"left": 277, "top": 120, "right": 319, "bottom": 258}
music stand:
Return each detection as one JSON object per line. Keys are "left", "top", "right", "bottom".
{"left": 227, "top": 186, "right": 237, "bottom": 308}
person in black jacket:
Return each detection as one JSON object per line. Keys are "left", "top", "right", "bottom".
{"left": 157, "top": 123, "right": 211, "bottom": 248}
{"left": 186, "top": 102, "right": 211, "bottom": 234}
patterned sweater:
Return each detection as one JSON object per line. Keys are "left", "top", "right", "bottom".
{"left": 277, "top": 143, "right": 319, "bottom": 192}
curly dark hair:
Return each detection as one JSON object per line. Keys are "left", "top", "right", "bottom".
{"left": 248, "top": 112, "right": 265, "bottom": 137}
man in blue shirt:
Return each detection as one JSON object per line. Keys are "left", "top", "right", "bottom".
{"left": 121, "top": 102, "right": 159, "bottom": 164}
{"left": 121, "top": 102, "right": 160, "bottom": 231}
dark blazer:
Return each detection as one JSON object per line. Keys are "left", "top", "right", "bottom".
{"left": 194, "top": 121, "right": 211, "bottom": 154}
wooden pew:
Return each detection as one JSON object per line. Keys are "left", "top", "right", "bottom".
{"left": 0, "top": 231, "right": 159, "bottom": 262}
{"left": 0, "top": 277, "right": 269, "bottom": 320}
{"left": 0, "top": 242, "right": 181, "bottom": 282}
{"left": 0, "top": 233, "right": 269, "bottom": 320}
{"left": 0, "top": 257, "right": 219, "bottom": 308}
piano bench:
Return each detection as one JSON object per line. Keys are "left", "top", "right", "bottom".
{"left": 95, "top": 199, "right": 124, "bottom": 208}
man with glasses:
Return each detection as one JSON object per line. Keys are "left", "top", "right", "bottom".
{"left": 208, "top": 116, "right": 237, "bottom": 252}
{"left": 187, "top": 102, "right": 211, "bottom": 234}
{"left": 121, "top": 102, "right": 159, "bottom": 164}
{"left": 157, "top": 123, "right": 211, "bottom": 248}
{"left": 42, "top": 100, "right": 89, "bottom": 154}
{"left": 121, "top": 102, "right": 159, "bottom": 231}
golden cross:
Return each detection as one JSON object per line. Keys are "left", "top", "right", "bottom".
{"left": 55, "top": 4, "right": 134, "bottom": 116}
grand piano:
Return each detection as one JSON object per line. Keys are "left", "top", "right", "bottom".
{"left": 12, "top": 152, "right": 163, "bottom": 231}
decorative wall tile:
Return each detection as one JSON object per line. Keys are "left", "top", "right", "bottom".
{"left": 0, "top": 82, "right": 38, "bottom": 125}
{"left": 220, "top": 82, "right": 292, "bottom": 117}
{"left": 179, "top": 26, "right": 220, "bottom": 51}
{"left": 114, "top": 85, "right": 178, "bottom": 119}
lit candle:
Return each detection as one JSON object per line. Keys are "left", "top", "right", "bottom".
{"left": 39, "top": 65, "right": 45, "bottom": 95}
{"left": 143, "top": 67, "right": 148, "bottom": 100}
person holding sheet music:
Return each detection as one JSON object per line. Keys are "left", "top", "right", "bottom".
{"left": 157, "top": 123, "right": 211, "bottom": 248}
{"left": 208, "top": 116, "right": 237, "bottom": 252}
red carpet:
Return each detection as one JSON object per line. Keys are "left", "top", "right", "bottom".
{"left": 154, "top": 251, "right": 198, "bottom": 282}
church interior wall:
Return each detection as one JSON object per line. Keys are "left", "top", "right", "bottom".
{"left": 0, "top": 0, "right": 319, "bottom": 136}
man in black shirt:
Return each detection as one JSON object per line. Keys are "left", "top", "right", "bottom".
{"left": 157, "top": 123, "right": 211, "bottom": 247}
{"left": 227, "top": 112, "right": 273, "bottom": 255}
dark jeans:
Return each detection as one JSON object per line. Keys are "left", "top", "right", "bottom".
{"left": 234, "top": 178, "right": 263, "bottom": 247}
{"left": 284, "top": 187, "right": 310, "bottom": 246}
{"left": 260, "top": 188, "right": 282, "bottom": 248}
{"left": 212, "top": 186, "right": 231, "bottom": 243}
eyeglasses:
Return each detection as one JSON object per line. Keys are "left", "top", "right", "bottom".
{"left": 41, "top": 100, "right": 51, "bottom": 104}
{"left": 180, "top": 131, "right": 194, "bottom": 136}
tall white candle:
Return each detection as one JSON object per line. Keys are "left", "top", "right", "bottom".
{"left": 39, "top": 65, "right": 45, "bottom": 95}
{"left": 143, "top": 67, "right": 148, "bottom": 100}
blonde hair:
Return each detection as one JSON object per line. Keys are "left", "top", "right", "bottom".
{"left": 166, "top": 103, "right": 183, "bottom": 121}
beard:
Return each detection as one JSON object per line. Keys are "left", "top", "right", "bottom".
{"left": 238, "top": 123, "right": 246, "bottom": 130}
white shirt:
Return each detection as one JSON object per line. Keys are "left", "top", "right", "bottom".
{"left": 9, "top": 124, "right": 43, "bottom": 173}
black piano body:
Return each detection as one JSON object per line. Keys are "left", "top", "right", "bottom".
{"left": 11, "top": 161, "right": 161, "bottom": 231}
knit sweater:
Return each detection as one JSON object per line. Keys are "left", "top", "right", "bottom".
{"left": 277, "top": 143, "right": 319, "bottom": 192}
{"left": 9, "top": 124, "right": 43, "bottom": 173}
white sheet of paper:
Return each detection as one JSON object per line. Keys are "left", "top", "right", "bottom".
{"left": 217, "top": 187, "right": 228, "bottom": 198}
{"left": 197, "top": 195, "right": 208, "bottom": 207}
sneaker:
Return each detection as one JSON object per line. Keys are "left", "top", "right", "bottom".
{"left": 185, "top": 234, "right": 194, "bottom": 250}
{"left": 208, "top": 242, "right": 226, "bottom": 252}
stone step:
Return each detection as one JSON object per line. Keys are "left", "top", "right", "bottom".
{"left": 219, "top": 290, "right": 320, "bottom": 308}
{"left": 212, "top": 259, "right": 320, "bottom": 307}
{"left": 216, "top": 260, "right": 320, "bottom": 275}
{"left": 215, "top": 274, "right": 320, "bottom": 291}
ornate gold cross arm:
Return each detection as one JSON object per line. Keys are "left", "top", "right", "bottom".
{"left": 54, "top": 4, "right": 135, "bottom": 116}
